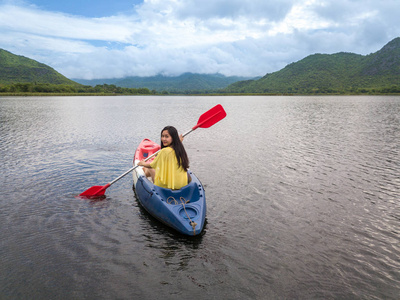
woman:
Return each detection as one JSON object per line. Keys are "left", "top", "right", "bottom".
{"left": 138, "top": 126, "right": 189, "bottom": 190}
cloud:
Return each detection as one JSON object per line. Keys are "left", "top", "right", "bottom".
{"left": 0, "top": 0, "right": 399, "bottom": 79}
{"left": 171, "top": 0, "right": 295, "bottom": 21}
{"left": 0, "top": 4, "right": 133, "bottom": 41}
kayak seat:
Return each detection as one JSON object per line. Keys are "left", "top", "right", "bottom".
{"left": 137, "top": 139, "right": 160, "bottom": 161}
{"left": 155, "top": 180, "right": 201, "bottom": 204}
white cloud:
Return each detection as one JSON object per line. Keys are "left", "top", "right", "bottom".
{"left": 0, "top": 0, "right": 399, "bottom": 79}
{"left": 0, "top": 4, "right": 133, "bottom": 41}
{"left": 170, "top": 0, "right": 295, "bottom": 21}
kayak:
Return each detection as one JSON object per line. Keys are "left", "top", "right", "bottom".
{"left": 132, "top": 138, "right": 206, "bottom": 236}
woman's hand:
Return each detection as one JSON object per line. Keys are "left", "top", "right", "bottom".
{"left": 138, "top": 160, "right": 151, "bottom": 168}
{"left": 179, "top": 134, "right": 184, "bottom": 142}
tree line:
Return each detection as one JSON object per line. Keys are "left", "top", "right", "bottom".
{"left": 0, "top": 83, "right": 155, "bottom": 95}
{"left": 1, "top": 81, "right": 399, "bottom": 95}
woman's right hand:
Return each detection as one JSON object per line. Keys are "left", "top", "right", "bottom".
{"left": 138, "top": 160, "right": 151, "bottom": 168}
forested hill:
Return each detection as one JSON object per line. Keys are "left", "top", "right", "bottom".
{"left": 74, "top": 73, "right": 253, "bottom": 93}
{"left": 225, "top": 37, "right": 400, "bottom": 94}
{"left": 0, "top": 49, "right": 79, "bottom": 85}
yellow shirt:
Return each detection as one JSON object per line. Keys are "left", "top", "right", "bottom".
{"left": 150, "top": 147, "right": 188, "bottom": 190}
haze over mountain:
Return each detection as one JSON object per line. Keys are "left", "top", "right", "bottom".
{"left": 74, "top": 73, "right": 254, "bottom": 93}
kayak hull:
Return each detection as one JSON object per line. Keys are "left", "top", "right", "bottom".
{"left": 133, "top": 139, "right": 206, "bottom": 236}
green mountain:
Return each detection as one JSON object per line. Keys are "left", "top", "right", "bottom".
{"left": 0, "top": 49, "right": 79, "bottom": 85}
{"left": 225, "top": 37, "right": 400, "bottom": 94}
{"left": 74, "top": 73, "right": 254, "bottom": 93}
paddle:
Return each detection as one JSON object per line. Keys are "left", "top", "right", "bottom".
{"left": 79, "top": 104, "right": 227, "bottom": 198}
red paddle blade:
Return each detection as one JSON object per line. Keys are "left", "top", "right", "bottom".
{"left": 79, "top": 183, "right": 110, "bottom": 198}
{"left": 193, "top": 104, "right": 227, "bottom": 130}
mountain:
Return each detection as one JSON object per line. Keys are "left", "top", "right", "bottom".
{"left": 74, "top": 73, "right": 254, "bottom": 92}
{"left": 0, "top": 49, "right": 79, "bottom": 85}
{"left": 225, "top": 37, "right": 400, "bottom": 94}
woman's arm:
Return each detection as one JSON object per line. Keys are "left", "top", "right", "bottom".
{"left": 138, "top": 160, "right": 152, "bottom": 168}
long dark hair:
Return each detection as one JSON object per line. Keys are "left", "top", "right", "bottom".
{"left": 160, "top": 126, "right": 189, "bottom": 171}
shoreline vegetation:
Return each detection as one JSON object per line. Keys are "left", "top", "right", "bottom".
{"left": 1, "top": 82, "right": 400, "bottom": 96}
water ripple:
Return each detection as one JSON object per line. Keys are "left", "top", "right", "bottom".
{"left": 1, "top": 96, "right": 400, "bottom": 299}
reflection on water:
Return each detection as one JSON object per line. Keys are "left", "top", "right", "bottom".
{"left": 1, "top": 96, "right": 399, "bottom": 299}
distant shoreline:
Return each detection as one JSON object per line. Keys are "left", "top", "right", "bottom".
{"left": 1, "top": 92, "right": 400, "bottom": 97}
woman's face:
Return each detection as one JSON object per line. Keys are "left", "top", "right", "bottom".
{"left": 161, "top": 130, "right": 173, "bottom": 147}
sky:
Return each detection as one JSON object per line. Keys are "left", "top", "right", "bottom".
{"left": 0, "top": 0, "right": 399, "bottom": 80}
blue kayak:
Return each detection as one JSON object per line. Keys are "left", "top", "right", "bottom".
{"left": 132, "top": 139, "right": 206, "bottom": 236}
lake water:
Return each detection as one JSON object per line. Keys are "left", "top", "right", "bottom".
{"left": 1, "top": 95, "right": 399, "bottom": 299}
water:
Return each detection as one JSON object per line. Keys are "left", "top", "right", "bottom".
{"left": 1, "top": 95, "right": 399, "bottom": 299}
